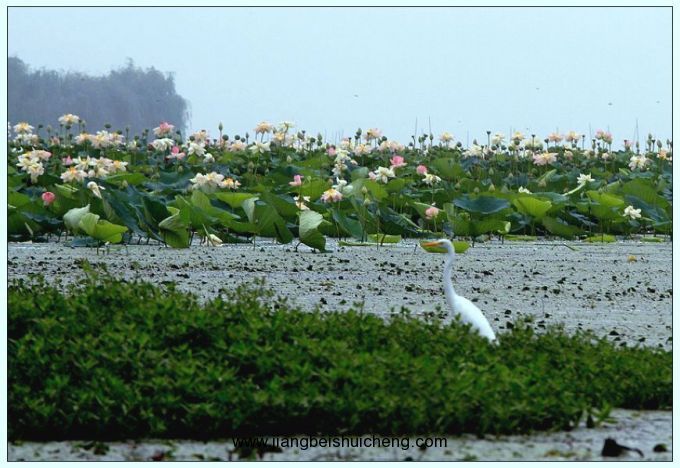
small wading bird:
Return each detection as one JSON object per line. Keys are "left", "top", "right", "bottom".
{"left": 422, "top": 239, "right": 496, "bottom": 341}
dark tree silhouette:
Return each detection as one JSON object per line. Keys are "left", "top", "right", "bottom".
{"left": 8, "top": 57, "right": 190, "bottom": 137}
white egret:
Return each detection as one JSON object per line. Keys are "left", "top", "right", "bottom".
{"left": 422, "top": 239, "right": 496, "bottom": 341}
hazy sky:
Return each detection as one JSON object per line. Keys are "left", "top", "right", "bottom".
{"left": 8, "top": 6, "right": 672, "bottom": 146}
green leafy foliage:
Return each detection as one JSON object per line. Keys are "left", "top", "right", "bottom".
{"left": 8, "top": 271, "right": 671, "bottom": 440}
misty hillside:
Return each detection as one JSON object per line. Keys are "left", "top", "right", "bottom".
{"left": 8, "top": 57, "right": 189, "bottom": 137}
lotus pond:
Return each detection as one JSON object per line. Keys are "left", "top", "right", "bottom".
{"left": 8, "top": 120, "right": 673, "bottom": 250}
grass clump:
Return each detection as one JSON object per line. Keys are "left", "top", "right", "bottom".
{"left": 8, "top": 268, "right": 671, "bottom": 440}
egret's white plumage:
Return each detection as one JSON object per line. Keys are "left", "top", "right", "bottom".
{"left": 423, "top": 239, "right": 496, "bottom": 341}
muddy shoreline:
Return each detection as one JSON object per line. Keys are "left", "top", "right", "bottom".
{"left": 8, "top": 238, "right": 673, "bottom": 348}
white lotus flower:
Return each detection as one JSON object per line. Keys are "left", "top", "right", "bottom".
{"left": 60, "top": 167, "right": 87, "bottom": 183}
{"left": 151, "top": 138, "right": 176, "bottom": 152}
{"left": 374, "top": 166, "right": 395, "bottom": 183}
{"left": 577, "top": 173, "right": 594, "bottom": 185}
{"left": 623, "top": 205, "right": 642, "bottom": 220}
{"left": 13, "top": 122, "right": 34, "bottom": 134}
{"left": 58, "top": 114, "right": 80, "bottom": 126}
{"left": 187, "top": 141, "right": 206, "bottom": 157}
{"left": 422, "top": 173, "right": 442, "bottom": 186}
{"left": 254, "top": 121, "right": 274, "bottom": 134}
{"left": 250, "top": 141, "right": 271, "bottom": 154}
{"left": 628, "top": 154, "right": 649, "bottom": 171}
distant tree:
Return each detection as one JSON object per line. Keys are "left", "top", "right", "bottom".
{"left": 8, "top": 56, "right": 190, "bottom": 137}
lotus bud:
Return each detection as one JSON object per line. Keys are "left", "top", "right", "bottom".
{"left": 121, "top": 180, "right": 129, "bottom": 188}
{"left": 454, "top": 182, "right": 461, "bottom": 190}
{"left": 177, "top": 166, "right": 184, "bottom": 173}
{"left": 218, "top": 122, "right": 223, "bottom": 132}
{"left": 488, "top": 183, "right": 496, "bottom": 192}
{"left": 363, "top": 197, "right": 371, "bottom": 206}
{"left": 361, "top": 186, "right": 369, "bottom": 195}
{"left": 538, "top": 179, "right": 547, "bottom": 188}
{"left": 473, "top": 187, "right": 480, "bottom": 194}
{"left": 657, "top": 139, "right": 663, "bottom": 148}
{"left": 286, "top": 156, "right": 293, "bottom": 163}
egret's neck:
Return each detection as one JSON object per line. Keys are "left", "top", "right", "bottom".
{"left": 443, "top": 251, "right": 458, "bottom": 310}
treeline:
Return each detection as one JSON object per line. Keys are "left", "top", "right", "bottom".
{"left": 8, "top": 57, "right": 189, "bottom": 137}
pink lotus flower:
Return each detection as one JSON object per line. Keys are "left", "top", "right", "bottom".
{"left": 170, "top": 145, "right": 186, "bottom": 160}
{"left": 62, "top": 156, "right": 73, "bottom": 166}
{"left": 154, "top": 121, "right": 174, "bottom": 137}
{"left": 416, "top": 165, "right": 428, "bottom": 175}
{"left": 42, "top": 191, "right": 56, "bottom": 206}
{"left": 425, "top": 205, "right": 439, "bottom": 220}
{"left": 327, "top": 146, "right": 337, "bottom": 157}
{"left": 289, "top": 174, "right": 303, "bottom": 187}
{"left": 390, "top": 155, "right": 406, "bottom": 169}
{"left": 532, "top": 152, "right": 557, "bottom": 166}
{"left": 320, "top": 188, "right": 343, "bottom": 203}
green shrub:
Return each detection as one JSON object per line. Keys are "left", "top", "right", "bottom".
{"left": 8, "top": 267, "right": 671, "bottom": 440}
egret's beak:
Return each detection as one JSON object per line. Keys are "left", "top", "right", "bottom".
{"left": 422, "top": 241, "right": 443, "bottom": 248}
